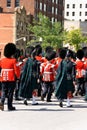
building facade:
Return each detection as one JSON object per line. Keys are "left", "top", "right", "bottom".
{"left": 0, "top": 0, "right": 64, "bottom": 57}
{"left": 64, "top": 0, "right": 87, "bottom": 21}
{"left": 0, "top": 0, "right": 64, "bottom": 23}
{"left": 0, "top": 8, "right": 32, "bottom": 57}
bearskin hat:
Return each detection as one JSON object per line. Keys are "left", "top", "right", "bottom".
{"left": 82, "top": 47, "right": 87, "bottom": 58}
{"left": 14, "top": 48, "right": 21, "bottom": 59}
{"left": 66, "top": 49, "right": 75, "bottom": 58}
{"left": 25, "top": 46, "right": 34, "bottom": 57}
{"left": 45, "top": 46, "right": 53, "bottom": 53}
{"left": 76, "top": 49, "right": 84, "bottom": 60}
{"left": 46, "top": 50, "right": 56, "bottom": 61}
{"left": 59, "top": 49, "right": 67, "bottom": 59}
{"left": 35, "top": 45, "right": 42, "bottom": 56}
{"left": 4, "top": 43, "right": 16, "bottom": 58}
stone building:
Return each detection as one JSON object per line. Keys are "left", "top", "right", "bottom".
{"left": 0, "top": 8, "right": 32, "bottom": 57}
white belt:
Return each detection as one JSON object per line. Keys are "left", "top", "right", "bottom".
{"left": 44, "top": 72, "right": 53, "bottom": 74}
{"left": 2, "top": 69, "right": 13, "bottom": 71}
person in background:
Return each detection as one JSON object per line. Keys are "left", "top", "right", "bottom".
{"left": 55, "top": 49, "right": 75, "bottom": 107}
{"left": 19, "top": 49, "right": 40, "bottom": 105}
{"left": 75, "top": 49, "right": 86, "bottom": 96}
{"left": 0, "top": 43, "right": 20, "bottom": 111}
{"left": 21, "top": 45, "right": 35, "bottom": 105}
{"left": 65, "top": 50, "right": 76, "bottom": 107}
{"left": 35, "top": 45, "right": 45, "bottom": 97}
{"left": 82, "top": 47, "right": 87, "bottom": 100}
{"left": 13, "top": 48, "right": 22, "bottom": 101}
{"left": 40, "top": 50, "right": 57, "bottom": 102}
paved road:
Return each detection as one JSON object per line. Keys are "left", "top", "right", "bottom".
{"left": 0, "top": 96, "right": 87, "bottom": 130}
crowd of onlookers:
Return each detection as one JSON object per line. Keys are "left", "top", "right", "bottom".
{"left": 0, "top": 42, "right": 87, "bottom": 111}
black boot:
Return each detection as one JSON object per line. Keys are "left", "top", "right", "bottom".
{"left": 24, "top": 99, "right": 28, "bottom": 105}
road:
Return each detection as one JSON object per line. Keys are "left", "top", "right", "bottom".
{"left": 0, "top": 96, "right": 87, "bottom": 130}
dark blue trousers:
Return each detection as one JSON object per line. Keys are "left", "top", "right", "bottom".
{"left": 1, "top": 82, "right": 16, "bottom": 109}
{"left": 42, "top": 81, "right": 54, "bottom": 101}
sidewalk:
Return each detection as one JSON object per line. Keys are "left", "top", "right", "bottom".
{"left": 0, "top": 96, "right": 87, "bottom": 130}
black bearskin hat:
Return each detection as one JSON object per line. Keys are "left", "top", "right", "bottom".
{"left": 76, "top": 49, "right": 84, "bottom": 60}
{"left": 66, "top": 49, "right": 75, "bottom": 58}
{"left": 82, "top": 47, "right": 87, "bottom": 58}
{"left": 35, "top": 45, "right": 42, "bottom": 55}
{"left": 59, "top": 49, "right": 67, "bottom": 59}
{"left": 25, "top": 46, "right": 34, "bottom": 57}
{"left": 4, "top": 43, "right": 16, "bottom": 58}
{"left": 46, "top": 50, "right": 56, "bottom": 61}
{"left": 45, "top": 46, "right": 53, "bottom": 53}
{"left": 14, "top": 48, "right": 21, "bottom": 59}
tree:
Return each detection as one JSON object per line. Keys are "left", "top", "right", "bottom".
{"left": 27, "top": 13, "right": 65, "bottom": 49}
{"left": 65, "top": 29, "right": 83, "bottom": 50}
{"left": 82, "top": 36, "right": 87, "bottom": 45}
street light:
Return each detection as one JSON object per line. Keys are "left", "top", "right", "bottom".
{"left": 16, "top": 37, "right": 26, "bottom": 57}
{"left": 16, "top": 37, "right": 26, "bottom": 42}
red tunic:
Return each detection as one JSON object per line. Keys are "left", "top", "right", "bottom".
{"left": 0, "top": 57, "right": 20, "bottom": 82}
{"left": 54, "top": 57, "right": 62, "bottom": 68}
{"left": 35, "top": 55, "right": 47, "bottom": 63}
{"left": 40, "top": 60, "right": 58, "bottom": 82}
{"left": 75, "top": 59, "right": 86, "bottom": 78}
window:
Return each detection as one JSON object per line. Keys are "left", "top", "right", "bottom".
{"left": 52, "top": 7, "right": 54, "bottom": 14}
{"left": 66, "top": 12, "right": 69, "bottom": 16}
{"left": 79, "top": 12, "right": 82, "bottom": 16}
{"left": 72, "top": 4, "right": 75, "bottom": 8}
{"left": 47, "top": 5, "right": 52, "bottom": 13}
{"left": 55, "top": 8, "right": 57, "bottom": 15}
{"left": 55, "top": 0, "right": 58, "bottom": 4}
{"left": 85, "top": 12, "right": 87, "bottom": 16}
{"left": 52, "top": 0, "right": 55, "bottom": 3}
{"left": 35, "top": 1, "right": 38, "bottom": 9}
{"left": 72, "top": 12, "right": 75, "bottom": 16}
{"left": 85, "top": 4, "right": 87, "bottom": 8}
{"left": 80, "top": 4, "right": 82, "bottom": 8}
{"left": 40, "top": 2, "right": 42, "bottom": 10}
{"left": 67, "top": 4, "right": 69, "bottom": 8}
{"left": 7, "top": 0, "right": 11, "bottom": 7}
{"left": 52, "top": 17, "right": 54, "bottom": 23}
{"left": 15, "top": 0, "right": 20, "bottom": 7}
{"left": 44, "top": 4, "right": 46, "bottom": 11}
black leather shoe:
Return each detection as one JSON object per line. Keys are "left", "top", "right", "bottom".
{"left": 24, "top": 100, "right": 28, "bottom": 105}
{"left": 59, "top": 102, "right": 63, "bottom": 107}
{"left": 8, "top": 106, "right": 16, "bottom": 111}
{"left": 47, "top": 100, "right": 52, "bottom": 102}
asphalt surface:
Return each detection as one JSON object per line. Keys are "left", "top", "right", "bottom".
{"left": 0, "top": 96, "right": 87, "bottom": 130}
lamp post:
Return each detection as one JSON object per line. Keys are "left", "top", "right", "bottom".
{"left": 16, "top": 37, "right": 26, "bottom": 42}
{"left": 16, "top": 37, "right": 26, "bottom": 55}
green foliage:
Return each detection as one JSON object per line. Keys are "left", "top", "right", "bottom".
{"left": 65, "top": 29, "right": 83, "bottom": 50}
{"left": 27, "top": 13, "right": 65, "bottom": 49}
{"left": 82, "top": 36, "right": 87, "bottom": 44}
